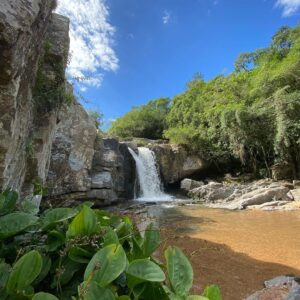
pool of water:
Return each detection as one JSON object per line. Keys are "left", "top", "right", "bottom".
{"left": 145, "top": 203, "right": 300, "bottom": 270}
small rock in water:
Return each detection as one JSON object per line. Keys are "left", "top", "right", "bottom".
{"left": 245, "top": 276, "right": 300, "bottom": 300}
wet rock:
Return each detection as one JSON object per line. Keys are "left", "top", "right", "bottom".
{"left": 91, "top": 138, "right": 136, "bottom": 201}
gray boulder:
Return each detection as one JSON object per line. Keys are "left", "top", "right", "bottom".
{"left": 180, "top": 178, "right": 204, "bottom": 193}
{"left": 246, "top": 276, "right": 300, "bottom": 300}
{"left": 188, "top": 179, "right": 293, "bottom": 210}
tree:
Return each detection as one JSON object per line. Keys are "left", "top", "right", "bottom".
{"left": 109, "top": 98, "right": 170, "bottom": 139}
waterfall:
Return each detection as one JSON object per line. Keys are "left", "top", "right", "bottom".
{"left": 128, "top": 147, "right": 172, "bottom": 201}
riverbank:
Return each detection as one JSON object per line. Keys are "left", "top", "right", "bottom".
{"left": 124, "top": 204, "right": 300, "bottom": 300}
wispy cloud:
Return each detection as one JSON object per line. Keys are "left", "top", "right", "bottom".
{"left": 275, "top": 0, "right": 300, "bottom": 16}
{"left": 56, "top": 0, "right": 118, "bottom": 90}
{"left": 162, "top": 10, "right": 171, "bottom": 24}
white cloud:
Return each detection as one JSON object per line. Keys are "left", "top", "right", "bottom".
{"left": 276, "top": 0, "right": 300, "bottom": 16}
{"left": 56, "top": 0, "right": 118, "bottom": 89}
{"left": 162, "top": 10, "right": 171, "bottom": 24}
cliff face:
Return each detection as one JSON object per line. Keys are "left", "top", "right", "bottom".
{"left": 0, "top": 0, "right": 60, "bottom": 193}
{"left": 149, "top": 144, "right": 207, "bottom": 184}
{"left": 0, "top": 1, "right": 135, "bottom": 205}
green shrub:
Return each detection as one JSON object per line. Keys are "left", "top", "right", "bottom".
{"left": 0, "top": 190, "right": 222, "bottom": 300}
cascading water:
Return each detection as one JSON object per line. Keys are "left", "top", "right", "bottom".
{"left": 128, "top": 147, "right": 172, "bottom": 201}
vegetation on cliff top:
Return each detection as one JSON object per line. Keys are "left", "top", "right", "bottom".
{"left": 109, "top": 24, "right": 300, "bottom": 178}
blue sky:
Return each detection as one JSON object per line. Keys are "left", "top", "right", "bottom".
{"left": 56, "top": 0, "right": 300, "bottom": 129}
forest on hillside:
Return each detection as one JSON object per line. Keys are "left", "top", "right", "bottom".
{"left": 109, "top": 24, "right": 300, "bottom": 178}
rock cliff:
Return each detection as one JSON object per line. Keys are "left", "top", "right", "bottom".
{"left": 0, "top": 1, "right": 135, "bottom": 205}
{"left": 0, "top": 0, "right": 63, "bottom": 195}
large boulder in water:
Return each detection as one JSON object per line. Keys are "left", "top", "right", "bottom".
{"left": 149, "top": 144, "right": 206, "bottom": 184}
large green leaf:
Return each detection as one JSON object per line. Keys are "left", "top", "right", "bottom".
{"left": 0, "top": 212, "right": 39, "bottom": 239}
{"left": 47, "top": 230, "right": 66, "bottom": 251}
{"left": 83, "top": 282, "right": 115, "bottom": 300}
{"left": 202, "top": 285, "right": 222, "bottom": 300}
{"left": 57, "top": 258, "right": 82, "bottom": 286}
{"left": 188, "top": 296, "right": 209, "bottom": 300}
{"left": 165, "top": 246, "right": 193, "bottom": 297}
{"left": 126, "top": 259, "right": 165, "bottom": 287}
{"left": 69, "top": 247, "right": 92, "bottom": 263}
{"left": 84, "top": 244, "right": 127, "bottom": 287}
{"left": 6, "top": 250, "right": 42, "bottom": 294}
{"left": 129, "top": 237, "right": 145, "bottom": 261}
{"left": 33, "top": 292, "right": 59, "bottom": 300}
{"left": 0, "top": 262, "right": 10, "bottom": 289}
{"left": 18, "top": 197, "right": 39, "bottom": 215}
{"left": 0, "top": 190, "right": 18, "bottom": 216}
{"left": 33, "top": 255, "right": 52, "bottom": 285}
{"left": 139, "top": 282, "right": 170, "bottom": 300}
{"left": 67, "top": 206, "right": 97, "bottom": 237}
{"left": 143, "top": 223, "right": 160, "bottom": 257}
{"left": 103, "top": 227, "right": 119, "bottom": 246}
{"left": 42, "top": 208, "right": 77, "bottom": 229}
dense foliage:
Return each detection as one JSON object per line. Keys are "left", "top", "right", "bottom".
{"left": 109, "top": 98, "right": 170, "bottom": 140}
{"left": 0, "top": 190, "right": 221, "bottom": 300}
{"left": 109, "top": 24, "right": 300, "bottom": 177}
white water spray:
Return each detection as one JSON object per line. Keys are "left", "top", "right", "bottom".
{"left": 128, "top": 147, "right": 172, "bottom": 201}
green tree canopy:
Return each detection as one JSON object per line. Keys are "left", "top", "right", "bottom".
{"left": 109, "top": 97, "right": 170, "bottom": 139}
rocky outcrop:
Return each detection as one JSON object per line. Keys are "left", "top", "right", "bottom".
{"left": 149, "top": 144, "right": 206, "bottom": 184}
{"left": 89, "top": 138, "right": 135, "bottom": 203}
{"left": 46, "top": 119, "right": 135, "bottom": 205}
{"left": 46, "top": 102, "right": 97, "bottom": 196}
{"left": 0, "top": 0, "right": 65, "bottom": 195}
{"left": 185, "top": 178, "right": 298, "bottom": 210}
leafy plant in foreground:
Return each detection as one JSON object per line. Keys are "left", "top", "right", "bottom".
{"left": 0, "top": 190, "right": 222, "bottom": 300}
